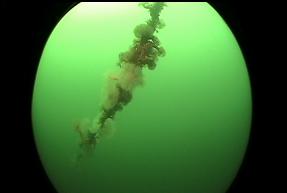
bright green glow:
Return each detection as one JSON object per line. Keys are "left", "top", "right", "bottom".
{"left": 32, "top": 2, "right": 252, "bottom": 193}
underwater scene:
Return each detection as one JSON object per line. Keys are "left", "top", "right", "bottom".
{"left": 32, "top": 2, "right": 252, "bottom": 193}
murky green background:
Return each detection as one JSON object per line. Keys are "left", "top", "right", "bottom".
{"left": 32, "top": 3, "right": 252, "bottom": 193}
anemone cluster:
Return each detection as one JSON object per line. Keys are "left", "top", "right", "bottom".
{"left": 75, "top": 2, "right": 166, "bottom": 156}
{"left": 119, "top": 2, "right": 166, "bottom": 70}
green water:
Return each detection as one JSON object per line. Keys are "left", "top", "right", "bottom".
{"left": 32, "top": 3, "right": 252, "bottom": 193}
